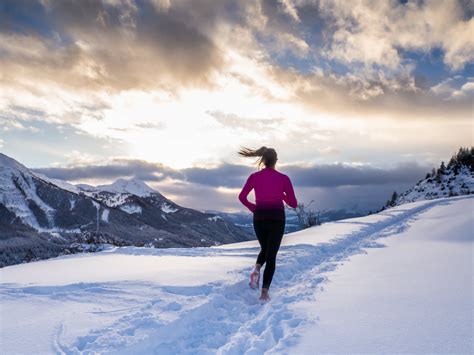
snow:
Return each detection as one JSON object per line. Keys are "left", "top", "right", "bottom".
{"left": 75, "top": 179, "right": 164, "bottom": 209}
{"left": 119, "top": 204, "right": 142, "bottom": 214}
{"left": 93, "top": 178, "right": 158, "bottom": 197}
{"left": 1, "top": 195, "right": 472, "bottom": 354}
{"left": 96, "top": 193, "right": 130, "bottom": 208}
{"left": 0, "top": 152, "right": 30, "bottom": 174}
{"left": 33, "top": 172, "right": 81, "bottom": 195}
{"left": 208, "top": 216, "right": 223, "bottom": 222}
{"left": 161, "top": 203, "right": 178, "bottom": 213}
{"left": 0, "top": 154, "right": 56, "bottom": 229}
{"left": 396, "top": 165, "right": 473, "bottom": 205}
{"left": 291, "top": 196, "right": 473, "bottom": 354}
{"left": 101, "top": 209, "right": 110, "bottom": 223}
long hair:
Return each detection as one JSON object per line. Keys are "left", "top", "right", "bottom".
{"left": 238, "top": 146, "right": 277, "bottom": 169}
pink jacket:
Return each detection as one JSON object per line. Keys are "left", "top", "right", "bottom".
{"left": 238, "top": 167, "right": 298, "bottom": 213}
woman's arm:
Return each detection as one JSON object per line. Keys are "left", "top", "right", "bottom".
{"left": 283, "top": 175, "right": 297, "bottom": 208}
{"left": 238, "top": 174, "right": 257, "bottom": 212}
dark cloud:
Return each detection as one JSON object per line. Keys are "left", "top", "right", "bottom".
{"left": 182, "top": 163, "right": 254, "bottom": 188}
{"left": 1, "top": 0, "right": 472, "bottom": 122}
{"left": 284, "top": 162, "right": 430, "bottom": 187}
{"left": 0, "top": 0, "right": 225, "bottom": 92}
{"left": 34, "top": 160, "right": 429, "bottom": 213}
{"left": 34, "top": 160, "right": 431, "bottom": 189}
{"left": 152, "top": 180, "right": 240, "bottom": 213}
{"left": 34, "top": 159, "right": 184, "bottom": 182}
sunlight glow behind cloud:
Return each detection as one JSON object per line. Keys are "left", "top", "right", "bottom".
{"left": 1, "top": 0, "right": 472, "bottom": 211}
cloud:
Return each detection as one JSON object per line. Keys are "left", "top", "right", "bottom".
{"left": 272, "top": 65, "right": 473, "bottom": 121}
{"left": 317, "top": 146, "right": 340, "bottom": 155}
{"left": 182, "top": 164, "right": 254, "bottom": 188}
{"left": 430, "top": 76, "right": 474, "bottom": 100}
{"left": 1, "top": 0, "right": 472, "bottom": 129}
{"left": 278, "top": 0, "right": 301, "bottom": 23}
{"left": 0, "top": 116, "right": 41, "bottom": 132}
{"left": 0, "top": 0, "right": 224, "bottom": 93}
{"left": 318, "top": 0, "right": 474, "bottom": 71}
{"left": 207, "top": 111, "right": 285, "bottom": 131}
{"left": 284, "top": 162, "right": 430, "bottom": 187}
{"left": 34, "top": 159, "right": 430, "bottom": 189}
{"left": 1, "top": 0, "right": 472, "bottom": 173}
{"left": 33, "top": 159, "right": 184, "bottom": 182}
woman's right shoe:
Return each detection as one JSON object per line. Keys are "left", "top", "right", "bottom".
{"left": 249, "top": 269, "right": 260, "bottom": 289}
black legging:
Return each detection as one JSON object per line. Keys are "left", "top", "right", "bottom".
{"left": 253, "top": 218, "right": 285, "bottom": 289}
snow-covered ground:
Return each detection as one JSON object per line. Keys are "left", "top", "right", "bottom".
{"left": 1, "top": 196, "right": 472, "bottom": 354}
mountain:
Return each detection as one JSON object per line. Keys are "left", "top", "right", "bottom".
{"left": 80, "top": 178, "right": 159, "bottom": 197}
{"left": 0, "top": 153, "right": 252, "bottom": 267}
{"left": 383, "top": 147, "right": 473, "bottom": 209}
{"left": 74, "top": 178, "right": 252, "bottom": 247}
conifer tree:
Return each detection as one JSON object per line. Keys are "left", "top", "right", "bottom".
{"left": 389, "top": 191, "right": 398, "bottom": 207}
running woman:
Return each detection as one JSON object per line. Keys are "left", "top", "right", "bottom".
{"left": 238, "top": 146, "right": 298, "bottom": 302}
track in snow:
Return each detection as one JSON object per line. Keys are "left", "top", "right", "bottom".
{"left": 55, "top": 197, "right": 461, "bottom": 354}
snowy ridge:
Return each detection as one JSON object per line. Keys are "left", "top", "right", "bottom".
{"left": 2, "top": 195, "right": 471, "bottom": 354}
{"left": 0, "top": 153, "right": 30, "bottom": 174}
{"left": 93, "top": 178, "right": 159, "bottom": 197}
{"left": 33, "top": 172, "right": 81, "bottom": 194}
{"left": 395, "top": 165, "right": 473, "bottom": 205}
{"left": 0, "top": 154, "right": 55, "bottom": 229}
{"left": 391, "top": 148, "right": 473, "bottom": 207}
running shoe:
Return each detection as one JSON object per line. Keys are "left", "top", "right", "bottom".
{"left": 249, "top": 268, "right": 260, "bottom": 289}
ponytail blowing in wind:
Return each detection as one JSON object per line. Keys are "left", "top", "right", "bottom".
{"left": 238, "top": 146, "right": 278, "bottom": 169}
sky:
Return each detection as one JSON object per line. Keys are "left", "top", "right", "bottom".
{"left": 0, "top": 0, "right": 473, "bottom": 213}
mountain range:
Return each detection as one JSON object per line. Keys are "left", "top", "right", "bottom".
{"left": 0, "top": 153, "right": 252, "bottom": 267}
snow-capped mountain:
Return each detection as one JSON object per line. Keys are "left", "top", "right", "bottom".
{"left": 80, "top": 178, "right": 159, "bottom": 197}
{"left": 73, "top": 177, "right": 252, "bottom": 248}
{"left": 0, "top": 153, "right": 93, "bottom": 232}
{"left": 76, "top": 178, "right": 174, "bottom": 216}
{"left": 385, "top": 147, "right": 473, "bottom": 208}
{"left": 0, "top": 153, "right": 252, "bottom": 267}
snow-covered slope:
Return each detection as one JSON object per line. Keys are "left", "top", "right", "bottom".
{"left": 0, "top": 153, "right": 56, "bottom": 229}
{"left": 389, "top": 148, "right": 473, "bottom": 207}
{"left": 1, "top": 195, "right": 472, "bottom": 354}
{"left": 395, "top": 165, "right": 473, "bottom": 205}
{"left": 33, "top": 172, "right": 82, "bottom": 194}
